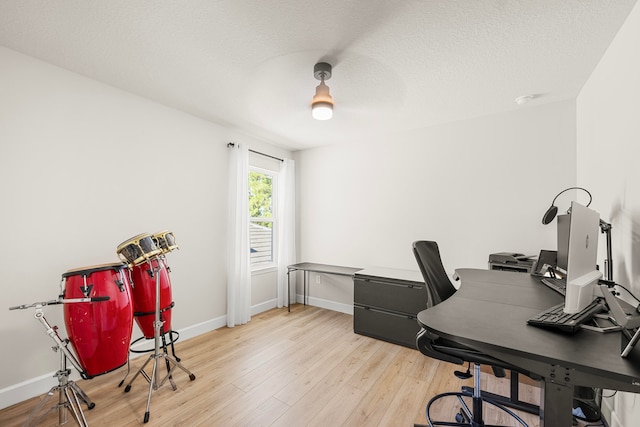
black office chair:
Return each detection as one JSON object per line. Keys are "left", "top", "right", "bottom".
{"left": 413, "top": 240, "right": 531, "bottom": 427}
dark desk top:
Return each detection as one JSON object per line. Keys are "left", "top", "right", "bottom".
{"left": 355, "top": 266, "right": 424, "bottom": 284}
{"left": 287, "top": 262, "right": 362, "bottom": 276}
{"left": 417, "top": 269, "right": 640, "bottom": 393}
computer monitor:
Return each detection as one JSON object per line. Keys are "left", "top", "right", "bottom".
{"left": 563, "top": 201, "right": 603, "bottom": 314}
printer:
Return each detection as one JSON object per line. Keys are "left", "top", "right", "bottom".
{"left": 488, "top": 252, "right": 536, "bottom": 273}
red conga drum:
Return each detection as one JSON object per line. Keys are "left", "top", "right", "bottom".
{"left": 129, "top": 257, "right": 174, "bottom": 338}
{"left": 62, "top": 263, "right": 134, "bottom": 378}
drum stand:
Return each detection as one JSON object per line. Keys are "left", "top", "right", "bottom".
{"left": 122, "top": 259, "right": 195, "bottom": 423}
{"left": 9, "top": 302, "right": 94, "bottom": 427}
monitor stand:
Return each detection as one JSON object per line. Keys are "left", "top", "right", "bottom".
{"left": 599, "top": 283, "right": 640, "bottom": 358}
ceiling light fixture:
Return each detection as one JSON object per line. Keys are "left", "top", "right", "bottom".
{"left": 312, "top": 62, "right": 333, "bottom": 120}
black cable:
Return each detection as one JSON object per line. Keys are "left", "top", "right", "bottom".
{"left": 600, "top": 390, "right": 617, "bottom": 399}
{"left": 615, "top": 283, "right": 640, "bottom": 304}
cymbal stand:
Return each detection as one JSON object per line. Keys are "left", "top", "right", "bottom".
{"left": 9, "top": 302, "right": 94, "bottom": 427}
{"left": 123, "top": 258, "right": 195, "bottom": 423}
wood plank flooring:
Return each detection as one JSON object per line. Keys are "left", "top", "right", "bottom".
{"left": 0, "top": 305, "right": 541, "bottom": 426}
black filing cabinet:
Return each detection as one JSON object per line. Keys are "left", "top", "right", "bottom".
{"left": 353, "top": 267, "right": 427, "bottom": 349}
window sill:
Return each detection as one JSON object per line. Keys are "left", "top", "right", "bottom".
{"left": 251, "top": 265, "right": 278, "bottom": 275}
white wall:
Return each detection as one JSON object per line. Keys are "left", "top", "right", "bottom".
{"left": 294, "top": 100, "right": 577, "bottom": 308}
{"left": 577, "top": 3, "right": 640, "bottom": 425}
{"left": 0, "top": 46, "right": 290, "bottom": 408}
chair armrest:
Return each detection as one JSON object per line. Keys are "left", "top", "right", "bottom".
{"left": 416, "top": 327, "right": 465, "bottom": 365}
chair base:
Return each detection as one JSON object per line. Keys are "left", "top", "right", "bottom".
{"left": 461, "top": 383, "right": 539, "bottom": 415}
{"left": 416, "top": 364, "right": 529, "bottom": 427}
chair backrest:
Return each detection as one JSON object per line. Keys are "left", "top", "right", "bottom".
{"left": 412, "top": 240, "right": 525, "bottom": 376}
{"left": 412, "top": 240, "right": 456, "bottom": 307}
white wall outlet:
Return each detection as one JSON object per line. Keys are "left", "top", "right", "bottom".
{"left": 315, "top": 275, "right": 321, "bottom": 284}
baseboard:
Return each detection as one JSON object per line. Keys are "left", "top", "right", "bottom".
{"left": 297, "top": 294, "right": 353, "bottom": 315}
{"left": 251, "top": 299, "right": 277, "bottom": 316}
{"left": 0, "top": 371, "right": 61, "bottom": 411}
{"left": 128, "top": 314, "right": 227, "bottom": 354}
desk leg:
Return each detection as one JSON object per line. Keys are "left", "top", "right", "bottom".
{"left": 287, "top": 269, "right": 291, "bottom": 313}
{"left": 461, "top": 372, "right": 539, "bottom": 415}
{"left": 304, "top": 271, "right": 307, "bottom": 306}
{"left": 540, "top": 380, "right": 573, "bottom": 427}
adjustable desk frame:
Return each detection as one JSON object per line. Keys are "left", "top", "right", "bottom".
{"left": 462, "top": 376, "right": 539, "bottom": 416}
{"left": 286, "top": 263, "right": 361, "bottom": 312}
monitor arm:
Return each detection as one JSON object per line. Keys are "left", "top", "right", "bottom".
{"left": 600, "top": 284, "right": 640, "bottom": 330}
{"left": 599, "top": 219, "right": 613, "bottom": 281}
{"left": 599, "top": 283, "right": 640, "bottom": 357}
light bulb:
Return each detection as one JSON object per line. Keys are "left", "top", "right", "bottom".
{"left": 312, "top": 102, "right": 333, "bottom": 120}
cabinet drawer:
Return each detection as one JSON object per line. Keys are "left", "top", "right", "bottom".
{"left": 354, "top": 277, "right": 427, "bottom": 315}
{"left": 353, "top": 305, "right": 419, "bottom": 349}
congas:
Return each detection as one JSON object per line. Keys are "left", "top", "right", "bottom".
{"left": 152, "top": 230, "right": 179, "bottom": 255}
{"left": 130, "top": 257, "right": 174, "bottom": 338}
{"left": 116, "top": 233, "right": 162, "bottom": 267}
{"left": 62, "top": 263, "right": 134, "bottom": 378}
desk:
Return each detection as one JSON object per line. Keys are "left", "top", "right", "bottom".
{"left": 286, "top": 263, "right": 362, "bottom": 312}
{"left": 417, "top": 269, "right": 640, "bottom": 426}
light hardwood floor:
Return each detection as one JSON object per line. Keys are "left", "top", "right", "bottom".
{"left": 0, "top": 305, "right": 541, "bottom": 426}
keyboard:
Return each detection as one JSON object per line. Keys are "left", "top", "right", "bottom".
{"left": 539, "top": 276, "right": 567, "bottom": 296}
{"left": 527, "top": 298, "right": 607, "bottom": 333}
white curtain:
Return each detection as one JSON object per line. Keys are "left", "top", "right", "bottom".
{"left": 277, "top": 159, "right": 296, "bottom": 308}
{"left": 226, "top": 143, "right": 251, "bottom": 327}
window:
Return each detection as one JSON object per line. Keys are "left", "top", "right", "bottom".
{"left": 248, "top": 168, "right": 277, "bottom": 269}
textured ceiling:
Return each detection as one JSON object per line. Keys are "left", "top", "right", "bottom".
{"left": 0, "top": 0, "right": 636, "bottom": 150}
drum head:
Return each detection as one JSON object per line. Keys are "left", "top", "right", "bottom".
{"left": 62, "top": 262, "right": 127, "bottom": 278}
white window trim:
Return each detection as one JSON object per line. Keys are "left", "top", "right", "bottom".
{"left": 249, "top": 166, "right": 278, "bottom": 271}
